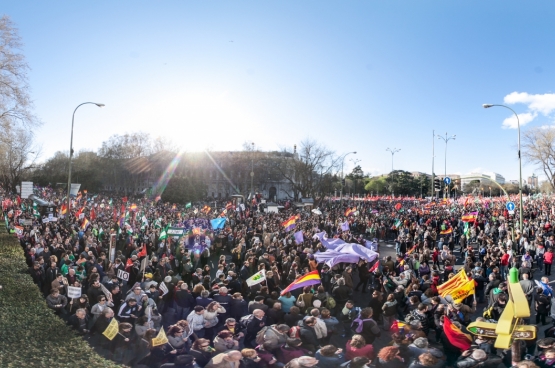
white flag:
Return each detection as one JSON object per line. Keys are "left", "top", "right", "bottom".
{"left": 246, "top": 270, "right": 266, "bottom": 287}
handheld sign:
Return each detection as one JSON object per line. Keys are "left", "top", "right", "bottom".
{"left": 444, "top": 177, "right": 451, "bottom": 185}
{"left": 67, "top": 286, "right": 82, "bottom": 299}
{"left": 117, "top": 269, "right": 130, "bottom": 281}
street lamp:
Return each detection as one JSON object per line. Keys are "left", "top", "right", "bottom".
{"left": 386, "top": 148, "right": 401, "bottom": 172}
{"left": 436, "top": 133, "right": 456, "bottom": 198}
{"left": 483, "top": 103, "right": 523, "bottom": 236}
{"left": 67, "top": 102, "right": 104, "bottom": 224}
{"left": 340, "top": 151, "right": 356, "bottom": 205}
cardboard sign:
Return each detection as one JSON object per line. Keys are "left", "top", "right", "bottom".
{"left": 67, "top": 286, "right": 82, "bottom": 299}
{"left": 79, "top": 213, "right": 84, "bottom": 220}
{"left": 117, "top": 269, "right": 130, "bottom": 281}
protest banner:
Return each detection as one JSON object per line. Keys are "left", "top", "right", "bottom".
{"left": 246, "top": 270, "right": 266, "bottom": 287}
{"left": 151, "top": 327, "right": 168, "bottom": 347}
{"left": 67, "top": 286, "right": 82, "bottom": 299}
{"left": 117, "top": 269, "right": 130, "bottom": 281}
{"left": 102, "top": 319, "right": 119, "bottom": 341}
{"left": 159, "top": 282, "right": 169, "bottom": 296}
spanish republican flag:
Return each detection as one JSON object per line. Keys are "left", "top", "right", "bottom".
{"left": 345, "top": 207, "right": 356, "bottom": 217}
{"left": 443, "top": 317, "right": 472, "bottom": 351}
{"left": 437, "top": 269, "right": 468, "bottom": 295}
{"left": 281, "top": 215, "right": 298, "bottom": 232}
{"left": 461, "top": 212, "right": 478, "bottom": 222}
{"left": 280, "top": 271, "right": 321, "bottom": 295}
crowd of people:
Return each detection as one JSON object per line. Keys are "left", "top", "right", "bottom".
{"left": 4, "top": 187, "right": 555, "bottom": 368}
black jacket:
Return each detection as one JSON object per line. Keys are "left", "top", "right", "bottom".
{"left": 175, "top": 289, "right": 195, "bottom": 308}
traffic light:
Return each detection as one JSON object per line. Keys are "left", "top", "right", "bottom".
{"left": 341, "top": 178, "right": 346, "bottom": 186}
{"left": 434, "top": 178, "right": 441, "bottom": 191}
{"left": 507, "top": 217, "right": 514, "bottom": 230}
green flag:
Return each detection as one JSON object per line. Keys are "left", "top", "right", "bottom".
{"left": 98, "top": 227, "right": 104, "bottom": 241}
{"left": 154, "top": 218, "right": 161, "bottom": 229}
{"left": 108, "top": 199, "right": 113, "bottom": 206}
{"left": 32, "top": 202, "right": 40, "bottom": 218}
{"left": 159, "top": 225, "right": 169, "bottom": 240}
{"left": 185, "top": 202, "right": 191, "bottom": 209}
{"left": 464, "top": 222, "right": 470, "bottom": 237}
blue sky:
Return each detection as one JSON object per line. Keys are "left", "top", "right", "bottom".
{"left": 4, "top": 1, "right": 555, "bottom": 182}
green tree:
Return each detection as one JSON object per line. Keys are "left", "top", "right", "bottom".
{"left": 161, "top": 175, "right": 206, "bottom": 204}
{"left": 364, "top": 176, "right": 388, "bottom": 195}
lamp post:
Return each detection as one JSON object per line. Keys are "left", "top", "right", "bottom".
{"left": 67, "top": 102, "right": 104, "bottom": 225}
{"left": 340, "top": 151, "right": 356, "bottom": 205}
{"left": 436, "top": 133, "right": 456, "bottom": 198}
{"left": 483, "top": 103, "right": 523, "bottom": 236}
{"left": 386, "top": 148, "right": 401, "bottom": 172}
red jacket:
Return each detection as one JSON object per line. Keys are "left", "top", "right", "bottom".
{"left": 544, "top": 252, "right": 554, "bottom": 265}
{"left": 500, "top": 253, "right": 510, "bottom": 266}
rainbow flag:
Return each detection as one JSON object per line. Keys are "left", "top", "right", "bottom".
{"left": 443, "top": 317, "right": 472, "bottom": 351}
{"left": 280, "top": 270, "right": 321, "bottom": 295}
{"left": 345, "top": 207, "right": 356, "bottom": 216}
{"left": 281, "top": 215, "right": 298, "bottom": 232}
{"left": 461, "top": 212, "right": 478, "bottom": 222}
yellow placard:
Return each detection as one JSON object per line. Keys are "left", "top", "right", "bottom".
{"left": 102, "top": 319, "right": 119, "bottom": 341}
{"left": 449, "top": 279, "right": 475, "bottom": 303}
{"left": 152, "top": 327, "right": 169, "bottom": 347}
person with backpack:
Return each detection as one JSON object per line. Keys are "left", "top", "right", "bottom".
{"left": 255, "top": 324, "right": 290, "bottom": 352}
{"left": 352, "top": 307, "right": 381, "bottom": 344}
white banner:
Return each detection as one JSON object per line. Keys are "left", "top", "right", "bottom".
{"left": 246, "top": 270, "right": 266, "bottom": 287}
{"left": 67, "top": 286, "right": 82, "bottom": 299}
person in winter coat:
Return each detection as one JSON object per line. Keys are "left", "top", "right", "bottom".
{"left": 408, "top": 352, "right": 444, "bottom": 368}
{"left": 382, "top": 294, "right": 398, "bottom": 331}
{"left": 244, "top": 309, "right": 267, "bottom": 348}
{"left": 276, "top": 338, "right": 312, "bottom": 364}
{"left": 536, "top": 287, "right": 552, "bottom": 325}
{"left": 320, "top": 308, "right": 339, "bottom": 345}
{"left": 357, "top": 307, "right": 381, "bottom": 344}
{"left": 46, "top": 289, "right": 68, "bottom": 315}
{"left": 117, "top": 298, "right": 139, "bottom": 324}
{"left": 345, "top": 334, "right": 374, "bottom": 361}
{"left": 230, "top": 293, "right": 249, "bottom": 321}
{"left": 299, "top": 317, "right": 320, "bottom": 353}
{"left": 175, "top": 283, "right": 196, "bottom": 320}
{"left": 315, "top": 345, "right": 346, "bottom": 368}
{"left": 213, "top": 330, "right": 240, "bottom": 353}
{"left": 189, "top": 338, "right": 215, "bottom": 368}
{"left": 454, "top": 348, "right": 502, "bottom": 368}
{"left": 259, "top": 324, "right": 290, "bottom": 352}
{"left": 68, "top": 308, "right": 90, "bottom": 335}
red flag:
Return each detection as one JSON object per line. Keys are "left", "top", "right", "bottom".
{"left": 61, "top": 204, "right": 68, "bottom": 215}
{"left": 90, "top": 208, "right": 96, "bottom": 221}
{"left": 137, "top": 246, "right": 147, "bottom": 258}
{"left": 369, "top": 261, "right": 379, "bottom": 273}
{"left": 443, "top": 317, "right": 472, "bottom": 351}
{"left": 122, "top": 197, "right": 128, "bottom": 203}
{"left": 120, "top": 203, "right": 126, "bottom": 216}
{"left": 16, "top": 196, "right": 21, "bottom": 206}
{"left": 112, "top": 206, "right": 117, "bottom": 221}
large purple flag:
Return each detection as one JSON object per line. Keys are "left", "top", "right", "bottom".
{"left": 294, "top": 231, "right": 304, "bottom": 244}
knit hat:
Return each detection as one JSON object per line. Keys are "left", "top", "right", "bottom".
{"left": 413, "top": 337, "right": 428, "bottom": 349}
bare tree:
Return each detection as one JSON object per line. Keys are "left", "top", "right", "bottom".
{"left": 522, "top": 127, "right": 555, "bottom": 190}
{"left": 277, "top": 139, "right": 338, "bottom": 200}
{"left": 0, "top": 124, "right": 38, "bottom": 191}
{"left": 0, "top": 15, "right": 39, "bottom": 130}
